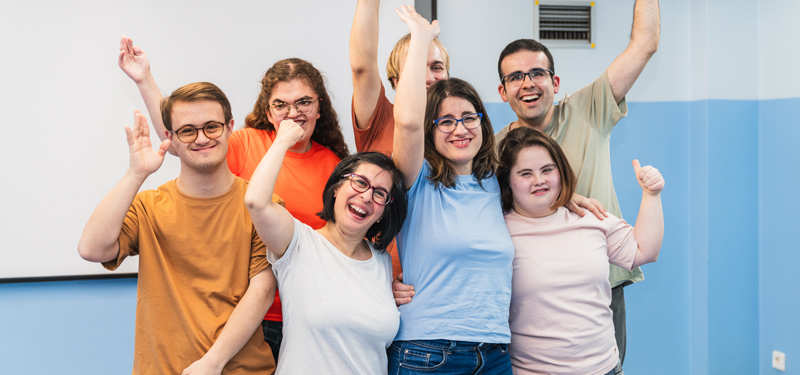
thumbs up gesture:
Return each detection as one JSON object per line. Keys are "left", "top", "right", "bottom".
{"left": 633, "top": 159, "right": 664, "bottom": 196}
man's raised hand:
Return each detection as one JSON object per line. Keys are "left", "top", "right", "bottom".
{"left": 118, "top": 35, "right": 151, "bottom": 84}
{"left": 125, "top": 110, "right": 170, "bottom": 178}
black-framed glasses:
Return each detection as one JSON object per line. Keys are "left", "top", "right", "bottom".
{"left": 432, "top": 113, "right": 483, "bottom": 133}
{"left": 270, "top": 98, "right": 320, "bottom": 117}
{"left": 170, "top": 121, "right": 226, "bottom": 143}
{"left": 500, "top": 68, "right": 554, "bottom": 86}
{"left": 344, "top": 173, "right": 394, "bottom": 206}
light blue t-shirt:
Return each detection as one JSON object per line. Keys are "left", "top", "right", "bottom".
{"left": 395, "top": 162, "right": 514, "bottom": 343}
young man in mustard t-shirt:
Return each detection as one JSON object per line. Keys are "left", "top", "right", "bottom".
{"left": 78, "top": 82, "right": 279, "bottom": 375}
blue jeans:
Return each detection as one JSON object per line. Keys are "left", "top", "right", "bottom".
{"left": 388, "top": 340, "right": 512, "bottom": 374}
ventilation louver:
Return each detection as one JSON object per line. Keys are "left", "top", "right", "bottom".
{"left": 534, "top": 1, "right": 596, "bottom": 48}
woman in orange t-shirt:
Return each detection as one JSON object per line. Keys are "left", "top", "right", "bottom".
{"left": 118, "top": 37, "right": 349, "bottom": 363}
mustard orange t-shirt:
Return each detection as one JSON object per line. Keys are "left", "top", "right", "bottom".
{"left": 103, "top": 178, "right": 279, "bottom": 375}
{"left": 228, "top": 127, "right": 341, "bottom": 320}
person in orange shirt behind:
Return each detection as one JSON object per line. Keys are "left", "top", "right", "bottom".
{"left": 118, "top": 36, "right": 349, "bottom": 364}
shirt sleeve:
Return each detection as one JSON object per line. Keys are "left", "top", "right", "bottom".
{"left": 227, "top": 128, "right": 247, "bottom": 176}
{"left": 604, "top": 214, "right": 638, "bottom": 271}
{"left": 267, "top": 218, "right": 303, "bottom": 280}
{"left": 352, "top": 83, "right": 395, "bottom": 156}
{"left": 102, "top": 196, "right": 142, "bottom": 271}
{"left": 564, "top": 70, "right": 628, "bottom": 137}
{"left": 250, "top": 193, "right": 286, "bottom": 278}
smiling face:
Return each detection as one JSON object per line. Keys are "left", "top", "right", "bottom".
{"left": 498, "top": 50, "right": 560, "bottom": 129}
{"left": 265, "top": 78, "right": 321, "bottom": 153}
{"left": 332, "top": 163, "right": 392, "bottom": 238}
{"left": 168, "top": 100, "right": 232, "bottom": 174}
{"left": 509, "top": 145, "right": 561, "bottom": 218}
{"left": 433, "top": 96, "right": 483, "bottom": 175}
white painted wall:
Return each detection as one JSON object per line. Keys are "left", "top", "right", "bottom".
{"left": 436, "top": 0, "right": 690, "bottom": 104}
{"left": 0, "top": 0, "right": 408, "bottom": 279}
{"left": 759, "top": 1, "right": 800, "bottom": 99}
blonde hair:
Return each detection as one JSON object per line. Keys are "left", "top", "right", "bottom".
{"left": 386, "top": 34, "right": 450, "bottom": 90}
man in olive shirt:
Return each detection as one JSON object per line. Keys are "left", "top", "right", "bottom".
{"left": 494, "top": 1, "right": 660, "bottom": 373}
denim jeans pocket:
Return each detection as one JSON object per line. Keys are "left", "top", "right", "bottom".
{"left": 398, "top": 342, "right": 448, "bottom": 371}
{"left": 496, "top": 343, "right": 509, "bottom": 355}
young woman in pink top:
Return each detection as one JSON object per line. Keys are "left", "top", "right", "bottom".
{"left": 497, "top": 127, "right": 665, "bottom": 375}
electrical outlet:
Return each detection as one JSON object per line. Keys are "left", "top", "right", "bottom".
{"left": 773, "top": 350, "right": 786, "bottom": 371}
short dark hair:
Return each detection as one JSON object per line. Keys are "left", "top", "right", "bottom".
{"left": 497, "top": 39, "right": 555, "bottom": 80}
{"left": 317, "top": 152, "right": 407, "bottom": 250}
{"left": 497, "top": 127, "right": 575, "bottom": 213}
{"left": 423, "top": 78, "right": 497, "bottom": 189}
{"left": 160, "top": 82, "right": 232, "bottom": 131}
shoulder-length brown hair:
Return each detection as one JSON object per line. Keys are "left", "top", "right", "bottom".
{"left": 496, "top": 127, "right": 575, "bottom": 213}
{"left": 423, "top": 78, "right": 497, "bottom": 189}
{"left": 244, "top": 58, "right": 349, "bottom": 159}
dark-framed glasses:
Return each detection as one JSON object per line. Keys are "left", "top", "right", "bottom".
{"left": 500, "top": 68, "right": 554, "bottom": 87}
{"left": 344, "top": 173, "right": 394, "bottom": 206}
{"left": 270, "top": 98, "right": 320, "bottom": 117}
{"left": 433, "top": 113, "right": 483, "bottom": 133}
{"left": 170, "top": 121, "right": 226, "bottom": 143}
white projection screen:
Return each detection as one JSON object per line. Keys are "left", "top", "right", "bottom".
{"left": 0, "top": 0, "right": 409, "bottom": 281}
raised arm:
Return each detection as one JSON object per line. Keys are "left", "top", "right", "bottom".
{"left": 606, "top": 0, "right": 660, "bottom": 103}
{"left": 630, "top": 159, "right": 664, "bottom": 267}
{"left": 77, "top": 111, "right": 170, "bottom": 262}
{"left": 244, "top": 120, "right": 305, "bottom": 259}
{"left": 181, "top": 268, "right": 277, "bottom": 375}
{"left": 350, "top": 0, "right": 384, "bottom": 130}
{"left": 391, "top": 5, "right": 438, "bottom": 187}
{"left": 118, "top": 36, "right": 175, "bottom": 155}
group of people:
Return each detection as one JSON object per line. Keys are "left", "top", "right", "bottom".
{"left": 77, "top": 1, "right": 663, "bottom": 374}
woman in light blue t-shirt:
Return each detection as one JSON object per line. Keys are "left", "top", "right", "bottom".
{"left": 388, "top": 5, "right": 515, "bottom": 374}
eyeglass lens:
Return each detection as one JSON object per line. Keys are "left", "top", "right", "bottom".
{"left": 174, "top": 122, "right": 225, "bottom": 143}
{"left": 348, "top": 174, "right": 392, "bottom": 205}
{"left": 435, "top": 114, "right": 482, "bottom": 133}
{"left": 272, "top": 99, "right": 317, "bottom": 117}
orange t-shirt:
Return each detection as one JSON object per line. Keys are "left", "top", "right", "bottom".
{"left": 351, "top": 85, "right": 402, "bottom": 279}
{"left": 228, "top": 127, "right": 341, "bottom": 320}
{"left": 104, "top": 178, "right": 279, "bottom": 375}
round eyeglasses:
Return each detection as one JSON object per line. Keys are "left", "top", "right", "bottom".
{"left": 500, "top": 68, "right": 554, "bottom": 87}
{"left": 170, "top": 122, "right": 226, "bottom": 143}
{"left": 432, "top": 113, "right": 483, "bottom": 133}
{"left": 270, "top": 98, "right": 320, "bottom": 118}
{"left": 343, "top": 173, "right": 394, "bottom": 206}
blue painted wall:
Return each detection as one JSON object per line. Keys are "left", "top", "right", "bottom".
{"left": 0, "top": 279, "right": 136, "bottom": 374}
{"left": 759, "top": 98, "right": 800, "bottom": 375}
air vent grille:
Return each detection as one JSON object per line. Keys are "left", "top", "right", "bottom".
{"left": 538, "top": 5, "right": 592, "bottom": 42}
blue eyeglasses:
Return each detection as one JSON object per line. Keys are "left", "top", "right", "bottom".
{"left": 432, "top": 113, "right": 483, "bottom": 133}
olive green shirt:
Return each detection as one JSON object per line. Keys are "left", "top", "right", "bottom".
{"left": 495, "top": 70, "right": 644, "bottom": 287}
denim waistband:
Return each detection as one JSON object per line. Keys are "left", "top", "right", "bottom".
{"left": 394, "top": 339, "right": 506, "bottom": 352}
